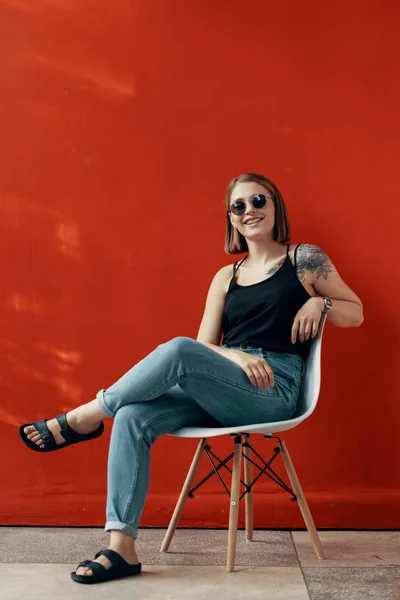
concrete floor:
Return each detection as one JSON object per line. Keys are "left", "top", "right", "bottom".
{"left": 1, "top": 527, "right": 400, "bottom": 599}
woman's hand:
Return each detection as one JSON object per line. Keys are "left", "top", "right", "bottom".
{"left": 225, "top": 350, "right": 274, "bottom": 390}
{"left": 291, "top": 297, "right": 324, "bottom": 343}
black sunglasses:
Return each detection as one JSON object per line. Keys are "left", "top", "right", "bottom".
{"left": 229, "top": 194, "right": 268, "bottom": 216}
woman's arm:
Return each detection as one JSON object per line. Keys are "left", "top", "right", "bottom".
{"left": 297, "top": 244, "right": 364, "bottom": 328}
{"left": 196, "top": 265, "right": 234, "bottom": 356}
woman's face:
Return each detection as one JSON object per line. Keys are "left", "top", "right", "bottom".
{"left": 228, "top": 181, "right": 275, "bottom": 240}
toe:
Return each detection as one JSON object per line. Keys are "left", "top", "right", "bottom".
{"left": 23, "top": 427, "right": 45, "bottom": 448}
{"left": 76, "top": 567, "right": 93, "bottom": 576}
{"left": 74, "top": 555, "right": 111, "bottom": 577}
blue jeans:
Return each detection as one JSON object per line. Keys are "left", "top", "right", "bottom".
{"left": 95, "top": 336, "right": 304, "bottom": 539}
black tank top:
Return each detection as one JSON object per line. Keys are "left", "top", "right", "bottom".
{"left": 222, "top": 244, "right": 312, "bottom": 359}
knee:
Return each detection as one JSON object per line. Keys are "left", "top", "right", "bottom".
{"left": 114, "top": 404, "right": 147, "bottom": 433}
{"left": 115, "top": 403, "right": 145, "bottom": 421}
{"left": 162, "top": 336, "right": 198, "bottom": 358}
{"left": 113, "top": 404, "right": 156, "bottom": 444}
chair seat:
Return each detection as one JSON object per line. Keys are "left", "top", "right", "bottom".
{"left": 170, "top": 413, "right": 306, "bottom": 439}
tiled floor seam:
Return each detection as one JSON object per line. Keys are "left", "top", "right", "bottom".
{"left": 290, "top": 530, "right": 312, "bottom": 600}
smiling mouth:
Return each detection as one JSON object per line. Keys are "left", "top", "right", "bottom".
{"left": 244, "top": 218, "right": 263, "bottom": 226}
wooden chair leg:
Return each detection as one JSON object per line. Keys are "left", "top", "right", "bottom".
{"left": 243, "top": 435, "right": 254, "bottom": 542}
{"left": 160, "top": 438, "right": 207, "bottom": 553}
{"left": 278, "top": 439, "right": 326, "bottom": 559}
{"left": 227, "top": 434, "right": 243, "bottom": 572}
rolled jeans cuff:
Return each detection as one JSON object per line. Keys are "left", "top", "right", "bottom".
{"left": 96, "top": 389, "right": 115, "bottom": 418}
{"left": 105, "top": 521, "right": 138, "bottom": 539}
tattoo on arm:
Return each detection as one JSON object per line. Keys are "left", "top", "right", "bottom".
{"left": 296, "top": 244, "right": 332, "bottom": 282}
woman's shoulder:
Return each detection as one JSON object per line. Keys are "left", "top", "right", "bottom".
{"left": 289, "top": 243, "right": 326, "bottom": 290}
{"left": 288, "top": 242, "right": 321, "bottom": 259}
{"left": 289, "top": 243, "right": 329, "bottom": 265}
{"left": 221, "top": 256, "right": 245, "bottom": 272}
{"left": 291, "top": 242, "right": 323, "bottom": 252}
{"left": 215, "top": 260, "right": 243, "bottom": 295}
{"left": 288, "top": 242, "right": 309, "bottom": 251}
{"left": 212, "top": 262, "right": 237, "bottom": 285}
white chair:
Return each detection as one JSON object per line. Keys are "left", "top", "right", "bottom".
{"left": 160, "top": 313, "right": 328, "bottom": 571}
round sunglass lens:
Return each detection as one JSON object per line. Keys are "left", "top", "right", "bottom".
{"left": 231, "top": 202, "right": 245, "bottom": 215}
{"left": 252, "top": 194, "right": 267, "bottom": 208}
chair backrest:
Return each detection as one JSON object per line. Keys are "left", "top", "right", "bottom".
{"left": 289, "top": 312, "right": 327, "bottom": 420}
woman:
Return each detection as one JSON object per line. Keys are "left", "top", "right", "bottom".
{"left": 19, "top": 172, "right": 364, "bottom": 584}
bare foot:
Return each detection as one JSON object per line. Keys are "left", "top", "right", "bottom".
{"left": 23, "top": 405, "right": 102, "bottom": 449}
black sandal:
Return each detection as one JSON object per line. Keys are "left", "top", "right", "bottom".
{"left": 71, "top": 548, "right": 142, "bottom": 584}
{"left": 19, "top": 413, "right": 104, "bottom": 453}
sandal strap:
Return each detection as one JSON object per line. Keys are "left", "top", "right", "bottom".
{"left": 55, "top": 413, "right": 76, "bottom": 441}
{"left": 95, "top": 548, "right": 129, "bottom": 570}
{"left": 77, "top": 559, "right": 93, "bottom": 568}
{"left": 84, "top": 561, "right": 107, "bottom": 578}
{"left": 32, "top": 420, "right": 56, "bottom": 449}
{"left": 76, "top": 558, "right": 107, "bottom": 577}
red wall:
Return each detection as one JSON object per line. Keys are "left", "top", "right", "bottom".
{"left": 1, "top": 0, "right": 399, "bottom": 529}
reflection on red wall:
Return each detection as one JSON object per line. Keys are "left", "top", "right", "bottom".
{"left": 1, "top": 0, "right": 399, "bottom": 529}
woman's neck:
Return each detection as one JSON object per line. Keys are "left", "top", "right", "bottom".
{"left": 244, "top": 241, "right": 287, "bottom": 268}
